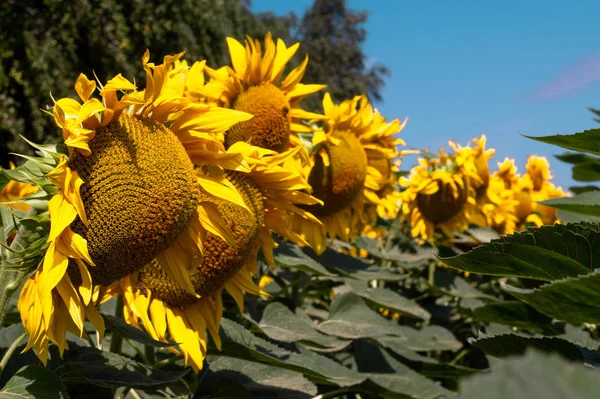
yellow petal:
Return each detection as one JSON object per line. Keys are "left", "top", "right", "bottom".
{"left": 75, "top": 74, "right": 96, "bottom": 102}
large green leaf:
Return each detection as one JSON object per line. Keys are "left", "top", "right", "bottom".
{"left": 310, "top": 247, "right": 405, "bottom": 281}
{"left": 354, "top": 236, "right": 435, "bottom": 268}
{"left": 376, "top": 327, "right": 463, "bottom": 352}
{"left": 346, "top": 280, "right": 431, "bottom": 321}
{"left": 459, "top": 350, "right": 600, "bottom": 398}
{"left": 540, "top": 191, "right": 600, "bottom": 218}
{"left": 524, "top": 128, "right": 600, "bottom": 156}
{"left": 257, "top": 302, "right": 350, "bottom": 350}
{"left": 217, "top": 318, "right": 365, "bottom": 387}
{"left": 440, "top": 223, "right": 598, "bottom": 280}
{"left": 50, "top": 344, "right": 188, "bottom": 389}
{"left": 471, "top": 301, "right": 556, "bottom": 334}
{"left": 354, "top": 340, "right": 455, "bottom": 399}
{"left": 432, "top": 269, "right": 496, "bottom": 300}
{"left": 316, "top": 293, "right": 405, "bottom": 339}
{"left": 207, "top": 356, "right": 318, "bottom": 398}
{"left": 468, "top": 332, "right": 584, "bottom": 361}
{"left": 374, "top": 340, "right": 476, "bottom": 378}
{"left": 502, "top": 270, "right": 600, "bottom": 324}
{"left": 274, "top": 242, "right": 335, "bottom": 277}
{"left": 0, "top": 366, "right": 68, "bottom": 399}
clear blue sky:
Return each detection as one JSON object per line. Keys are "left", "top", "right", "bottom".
{"left": 252, "top": 0, "right": 600, "bottom": 189}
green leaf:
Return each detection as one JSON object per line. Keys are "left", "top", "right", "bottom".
{"left": 524, "top": 128, "right": 600, "bottom": 156}
{"left": 502, "top": 270, "right": 600, "bottom": 324}
{"left": 375, "top": 342, "right": 478, "bottom": 378}
{"left": 274, "top": 242, "right": 335, "bottom": 277}
{"left": 376, "top": 326, "right": 463, "bottom": 352}
{"left": 459, "top": 350, "right": 600, "bottom": 398}
{"left": 468, "top": 332, "right": 584, "bottom": 361}
{"left": 471, "top": 301, "right": 556, "bottom": 334}
{"left": 440, "top": 223, "right": 596, "bottom": 281}
{"left": 217, "top": 318, "right": 365, "bottom": 387}
{"left": 308, "top": 245, "right": 405, "bottom": 281}
{"left": 569, "top": 185, "right": 600, "bottom": 194}
{"left": 257, "top": 302, "right": 350, "bottom": 350}
{"left": 556, "top": 209, "right": 600, "bottom": 223}
{"left": 316, "top": 293, "right": 405, "bottom": 339}
{"left": 50, "top": 344, "right": 188, "bottom": 389}
{"left": 354, "top": 340, "right": 456, "bottom": 398}
{"left": 207, "top": 356, "right": 318, "bottom": 398}
{"left": 432, "top": 269, "right": 496, "bottom": 300}
{"left": 0, "top": 365, "right": 68, "bottom": 399}
{"left": 101, "top": 312, "right": 176, "bottom": 348}
{"left": 354, "top": 236, "right": 435, "bottom": 267}
{"left": 540, "top": 191, "right": 600, "bottom": 218}
{"left": 346, "top": 280, "right": 431, "bottom": 321}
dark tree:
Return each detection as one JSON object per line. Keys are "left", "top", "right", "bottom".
{"left": 294, "top": 0, "right": 389, "bottom": 111}
{"left": 0, "top": 0, "right": 293, "bottom": 165}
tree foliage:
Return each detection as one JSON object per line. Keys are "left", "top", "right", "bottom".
{"left": 294, "top": 0, "right": 390, "bottom": 111}
{"left": 0, "top": 0, "right": 298, "bottom": 165}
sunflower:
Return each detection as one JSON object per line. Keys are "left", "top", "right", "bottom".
{"left": 399, "top": 145, "right": 480, "bottom": 242}
{"left": 292, "top": 94, "right": 406, "bottom": 254}
{"left": 515, "top": 155, "right": 566, "bottom": 227}
{"left": 450, "top": 135, "right": 495, "bottom": 200}
{"left": 0, "top": 162, "right": 39, "bottom": 211}
{"left": 199, "top": 33, "right": 327, "bottom": 152}
{"left": 17, "top": 50, "right": 254, "bottom": 363}
{"left": 115, "top": 142, "right": 322, "bottom": 371}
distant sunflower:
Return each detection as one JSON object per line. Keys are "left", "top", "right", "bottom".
{"left": 399, "top": 146, "right": 480, "bottom": 242}
{"left": 0, "top": 162, "right": 39, "bottom": 211}
{"left": 18, "top": 51, "right": 253, "bottom": 363}
{"left": 199, "top": 33, "right": 327, "bottom": 152}
{"left": 516, "top": 155, "right": 566, "bottom": 226}
{"left": 116, "top": 142, "right": 322, "bottom": 371}
{"left": 293, "top": 94, "right": 407, "bottom": 253}
{"left": 451, "top": 135, "right": 495, "bottom": 200}
{"left": 478, "top": 160, "right": 520, "bottom": 235}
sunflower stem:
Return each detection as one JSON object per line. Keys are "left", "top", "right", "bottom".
{"left": 109, "top": 295, "right": 124, "bottom": 354}
{"left": 0, "top": 332, "right": 25, "bottom": 379}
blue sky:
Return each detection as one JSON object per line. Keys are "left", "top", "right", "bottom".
{"left": 252, "top": 0, "right": 600, "bottom": 189}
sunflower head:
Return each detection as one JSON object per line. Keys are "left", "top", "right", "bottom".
{"left": 306, "top": 130, "right": 368, "bottom": 216}
{"left": 199, "top": 33, "right": 326, "bottom": 152}
{"left": 138, "top": 171, "right": 263, "bottom": 307}
{"left": 400, "top": 148, "right": 478, "bottom": 241}
{"left": 67, "top": 113, "right": 199, "bottom": 286}
{"left": 227, "top": 84, "right": 291, "bottom": 152}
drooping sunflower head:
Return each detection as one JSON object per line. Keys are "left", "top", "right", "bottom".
{"left": 400, "top": 147, "right": 479, "bottom": 242}
{"left": 116, "top": 141, "right": 322, "bottom": 372}
{"left": 306, "top": 128, "right": 368, "bottom": 216}
{"left": 17, "top": 50, "right": 253, "bottom": 363}
{"left": 199, "top": 33, "right": 327, "bottom": 152}
{"left": 292, "top": 94, "right": 407, "bottom": 252}
{"left": 138, "top": 170, "right": 263, "bottom": 308}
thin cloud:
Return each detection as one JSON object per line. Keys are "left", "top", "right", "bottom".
{"left": 526, "top": 52, "right": 600, "bottom": 102}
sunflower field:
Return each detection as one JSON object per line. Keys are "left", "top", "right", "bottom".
{"left": 2, "top": 4, "right": 600, "bottom": 399}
